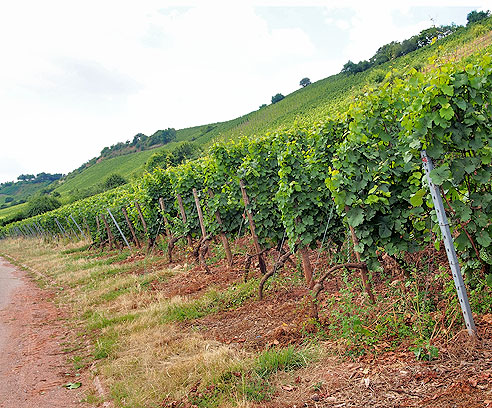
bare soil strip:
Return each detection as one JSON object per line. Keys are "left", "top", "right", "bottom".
{"left": 0, "top": 257, "right": 89, "bottom": 408}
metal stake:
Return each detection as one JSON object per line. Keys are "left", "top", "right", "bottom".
{"left": 107, "top": 209, "right": 131, "bottom": 250}
{"left": 55, "top": 218, "right": 68, "bottom": 239}
{"left": 70, "top": 214, "right": 87, "bottom": 240}
{"left": 66, "top": 216, "right": 79, "bottom": 240}
{"left": 421, "top": 150, "right": 476, "bottom": 336}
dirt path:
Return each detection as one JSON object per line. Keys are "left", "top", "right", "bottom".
{"left": 0, "top": 257, "right": 90, "bottom": 408}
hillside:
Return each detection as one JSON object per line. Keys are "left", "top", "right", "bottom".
{"left": 1, "top": 16, "right": 491, "bottom": 223}
{"left": 51, "top": 19, "right": 492, "bottom": 196}
{"left": 2, "top": 14, "right": 492, "bottom": 408}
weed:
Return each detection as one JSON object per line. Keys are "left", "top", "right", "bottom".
{"left": 412, "top": 341, "right": 439, "bottom": 361}
{"left": 81, "top": 391, "right": 105, "bottom": 405}
{"left": 94, "top": 334, "right": 117, "bottom": 360}
{"left": 70, "top": 355, "right": 86, "bottom": 370}
{"left": 162, "top": 279, "right": 258, "bottom": 322}
{"left": 255, "top": 346, "right": 312, "bottom": 378}
{"left": 187, "top": 346, "right": 315, "bottom": 406}
{"left": 61, "top": 244, "right": 91, "bottom": 254}
{"left": 86, "top": 311, "right": 138, "bottom": 330}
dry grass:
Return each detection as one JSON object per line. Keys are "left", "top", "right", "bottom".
{"left": 0, "top": 238, "right": 258, "bottom": 408}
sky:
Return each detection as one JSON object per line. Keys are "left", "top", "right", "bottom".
{"left": 0, "top": 0, "right": 490, "bottom": 184}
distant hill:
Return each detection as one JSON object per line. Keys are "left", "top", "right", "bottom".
{"left": 0, "top": 173, "right": 62, "bottom": 208}
{"left": 1, "top": 13, "right": 491, "bottom": 224}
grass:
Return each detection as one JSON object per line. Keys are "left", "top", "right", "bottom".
{"left": 0, "top": 202, "right": 27, "bottom": 218}
{"left": 0, "top": 237, "right": 325, "bottom": 407}
{"left": 2, "top": 226, "right": 489, "bottom": 406}
{"left": 162, "top": 278, "right": 258, "bottom": 322}
{"left": 255, "top": 345, "right": 312, "bottom": 378}
{"left": 53, "top": 148, "right": 160, "bottom": 199}
{"left": 0, "top": 237, "right": 307, "bottom": 407}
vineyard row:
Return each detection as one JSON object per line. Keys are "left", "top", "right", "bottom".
{"left": 1, "top": 52, "right": 492, "bottom": 304}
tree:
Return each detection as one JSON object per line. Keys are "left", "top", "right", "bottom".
{"left": 146, "top": 142, "right": 202, "bottom": 171}
{"left": 271, "top": 93, "right": 285, "bottom": 104}
{"left": 467, "top": 10, "right": 491, "bottom": 25}
{"left": 102, "top": 173, "right": 127, "bottom": 190}
{"left": 17, "top": 174, "right": 35, "bottom": 182}
{"left": 342, "top": 59, "right": 371, "bottom": 75}
{"left": 259, "top": 104, "right": 267, "bottom": 109}
{"left": 341, "top": 60, "right": 357, "bottom": 74}
{"left": 299, "top": 77, "right": 311, "bottom": 87}
{"left": 24, "top": 195, "right": 61, "bottom": 218}
{"left": 147, "top": 128, "right": 177, "bottom": 147}
{"left": 166, "top": 142, "right": 202, "bottom": 167}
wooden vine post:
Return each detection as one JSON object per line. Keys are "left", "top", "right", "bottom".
{"left": 176, "top": 194, "right": 193, "bottom": 247}
{"left": 295, "top": 218, "right": 315, "bottom": 289}
{"left": 122, "top": 206, "right": 140, "bottom": 248}
{"left": 239, "top": 179, "right": 267, "bottom": 275}
{"left": 101, "top": 214, "right": 115, "bottom": 249}
{"left": 299, "top": 247, "right": 314, "bottom": 289}
{"left": 345, "top": 206, "right": 375, "bottom": 303}
{"left": 192, "top": 189, "right": 207, "bottom": 239}
{"left": 192, "top": 188, "right": 212, "bottom": 271}
{"left": 208, "top": 188, "right": 233, "bottom": 267}
{"left": 83, "top": 216, "right": 92, "bottom": 241}
{"left": 134, "top": 201, "right": 148, "bottom": 235}
{"left": 96, "top": 216, "right": 103, "bottom": 248}
{"left": 158, "top": 197, "right": 171, "bottom": 237}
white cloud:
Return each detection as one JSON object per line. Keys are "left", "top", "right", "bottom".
{"left": 336, "top": 5, "right": 429, "bottom": 62}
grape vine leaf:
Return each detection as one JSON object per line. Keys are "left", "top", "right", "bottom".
{"left": 410, "top": 189, "right": 426, "bottom": 207}
{"left": 346, "top": 207, "right": 364, "bottom": 227}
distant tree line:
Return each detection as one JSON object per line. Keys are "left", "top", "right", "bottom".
{"left": 99, "top": 128, "right": 177, "bottom": 159}
{"left": 13, "top": 172, "right": 63, "bottom": 183}
{"left": 0, "top": 192, "right": 62, "bottom": 226}
{"left": 61, "top": 128, "right": 178, "bottom": 186}
{"left": 341, "top": 24, "right": 461, "bottom": 75}
{"left": 467, "top": 10, "right": 490, "bottom": 25}
{"left": 145, "top": 141, "right": 203, "bottom": 172}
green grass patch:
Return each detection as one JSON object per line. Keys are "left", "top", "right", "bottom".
{"left": 189, "top": 345, "right": 316, "bottom": 407}
{"left": 254, "top": 345, "right": 311, "bottom": 378}
{"left": 98, "top": 287, "right": 132, "bottom": 302}
{"left": 61, "top": 244, "right": 91, "bottom": 254}
{"left": 70, "top": 355, "right": 87, "bottom": 370}
{"left": 86, "top": 311, "right": 138, "bottom": 330}
{"left": 94, "top": 333, "right": 117, "bottom": 360}
{"left": 163, "top": 278, "right": 258, "bottom": 322}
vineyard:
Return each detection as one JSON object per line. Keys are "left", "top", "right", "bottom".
{"left": 1, "top": 27, "right": 492, "bottom": 408}
{"left": 2, "top": 49, "right": 492, "bottom": 310}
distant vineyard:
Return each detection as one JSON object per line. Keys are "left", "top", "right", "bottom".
{"left": 2, "top": 51, "right": 492, "bottom": 299}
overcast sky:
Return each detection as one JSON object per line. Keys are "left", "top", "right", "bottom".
{"left": 0, "top": 0, "right": 490, "bottom": 183}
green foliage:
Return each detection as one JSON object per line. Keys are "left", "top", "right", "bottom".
{"left": 341, "top": 24, "right": 460, "bottom": 75}
{"left": 146, "top": 141, "right": 203, "bottom": 171}
{"left": 2, "top": 21, "right": 492, "bottom": 290}
{"left": 24, "top": 194, "right": 61, "bottom": 218}
{"left": 467, "top": 10, "right": 491, "bottom": 25}
{"left": 102, "top": 173, "right": 127, "bottom": 190}
{"left": 412, "top": 341, "right": 439, "bottom": 361}
{"left": 255, "top": 346, "right": 310, "bottom": 378}
{"left": 299, "top": 77, "right": 311, "bottom": 87}
{"left": 271, "top": 93, "right": 285, "bottom": 104}
{"left": 99, "top": 128, "right": 177, "bottom": 159}
{"left": 327, "top": 53, "right": 492, "bottom": 276}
